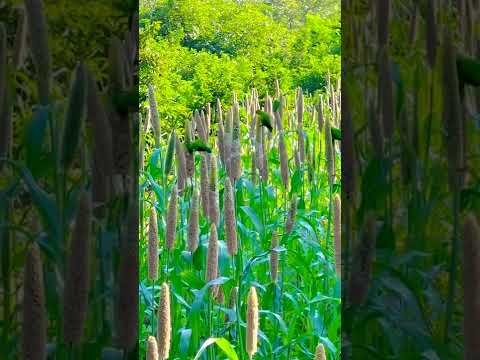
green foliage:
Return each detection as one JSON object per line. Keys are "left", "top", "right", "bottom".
{"left": 139, "top": 0, "right": 340, "bottom": 134}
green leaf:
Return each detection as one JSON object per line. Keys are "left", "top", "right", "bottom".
{"left": 240, "top": 206, "right": 264, "bottom": 235}
{"left": 179, "top": 328, "right": 192, "bottom": 356}
{"left": 148, "top": 148, "right": 162, "bottom": 179}
{"left": 291, "top": 169, "right": 303, "bottom": 194}
{"left": 259, "top": 310, "right": 288, "bottom": 334}
{"left": 24, "top": 107, "right": 50, "bottom": 178}
{"left": 273, "top": 99, "right": 281, "bottom": 112}
{"left": 190, "top": 277, "right": 231, "bottom": 315}
{"left": 193, "top": 337, "right": 238, "bottom": 360}
{"left": 309, "top": 294, "right": 340, "bottom": 304}
{"left": 318, "top": 336, "right": 337, "bottom": 356}
{"left": 192, "top": 245, "right": 205, "bottom": 271}
{"left": 18, "top": 164, "right": 60, "bottom": 249}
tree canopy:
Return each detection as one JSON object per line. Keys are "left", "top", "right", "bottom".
{"left": 139, "top": 0, "right": 340, "bottom": 129}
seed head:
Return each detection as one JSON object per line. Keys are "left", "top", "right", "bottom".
{"left": 274, "top": 102, "right": 283, "bottom": 132}
{"left": 246, "top": 286, "right": 259, "bottom": 358}
{"left": 185, "top": 120, "right": 195, "bottom": 179}
{"left": 195, "top": 110, "right": 207, "bottom": 142}
{"left": 270, "top": 232, "right": 280, "bottom": 283}
{"left": 315, "top": 343, "right": 326, "bottom": 360}
{"left": 166, "top": 186, "right": 178, "bottom": 250}
{"left": 164, "top": 131, "right": 176, "bottom": 176}
{"left": 25, "top": 0, "right": 51, "bottom": 105}
{"left": 218, "top": 120, "right": 225, "bottom": 164}
{"left": 224, "top": 109, "right": 233, "bottom": 177}
{"left": 201, "top": 109, "right": 210, "bottom": 140}
{"left": 442, "top": 29, "right": 464, "bottom": 191}
{"left": 294, "top": 146, "right": 301, "bottom": 170}
{"left": 60, "top": 62, "right": 88, "bottom": 171}
{"left": 225, "top": 286, "right": 238, "bottom": 323}
{"left": 231, "top": 102, "right": 242, "bottom": 181}
{"left": 117, "top": 242, "right": 138, "bottom": 351}
{"left": 274, "top": 79, "right": 281, "bottom": 98}
{"left": 249, "top": 104, "right": 257, "bottom": 145}
{"left": 148, "top": 207, "right": 159, "bottom": 280}
{"left": 205, "top": 104, "right": 211, "bottom": 132}
{"left": 250, "top": 148, "right": 257, "bottom": 185}
{"left": 157, "top": 283, "right": 171, "bottom": 359}
{"left": 224, "top": 177, "right": 238, "bottom": 256}
{"left": 325, "top": 118, "right": 335, "bottom": 185}
{"left": 317, "top": 97, "right": 324, "bottom": 132}
{"left": 175, "top": 136, "right": 187, "bottom": 194}
{"left": 216, "top": 286, "right": 225, "bottom": 304}
{"left": 377, "top": 0, "right": 390, "bottom": 47}
{"left": 426, "top": 0, "right": 437, "bottom": 68}
{"left": 108, "top": 36, "right": 125, "bottom": 92}
{"left": 22, "top": 242, "right": 46, "bottom": 360}
{"left": 206, "top": 224, "right": 219, "bottom": 296}
{"left": 13, "top": 8, "right": 27, "bottom": 69}
{"left": 147, "top": 336, "right": 159, "bottom": 360}
{"left": 86, "top": 68, "right": 114, "bottom": 197}
{"left": 200, "top": 154, "right": 210, "bottom": 217}
{"left": 348, "top": 213, "right": 376, "bottom": 306}
{"left": 148, "top": 85, "right": 161, "bottom": 147}
{"left": 216, "top": 98, "right": 223, "bottom": 123}
{"left": 63, "top": 190, "right": 92, "bottom": 344}
{"left": 285, "top": 195, "right": 298, "bottom": 235}
{"left": 188, "top": 190, "right": 200, "bottom": 253}
{"left": 229, "top": 286, "right": 238, "bottom": 309}
{"left": 185, "top": 149, "right": 194, "bottom": 179}
{"left": 296, "top": 87, "right": 304, "bottom": 127}
{"left": 209, "top": 156, "right": 220, "bottom": 226}
{"left": 298, "top": 127, "right": 305, "bottom": 164}
{"left": 278, "top": 130, "right": 289, "bottom": 190}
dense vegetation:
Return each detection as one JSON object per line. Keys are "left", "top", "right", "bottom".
{"left": 139, "top": 1, "right": 341, "bottom": 359}
{"left": 342, "top": 0, "right": 480, "bottom": 358}
{"left": 0, "top": 1, "right": 137, "bottom": 358}
{"left": 139, "top": 0, "right": 340, "bottom": 132}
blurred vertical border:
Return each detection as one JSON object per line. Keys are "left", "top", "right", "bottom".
{"left": 0, "top": 0, "right": 139, "bottom": 358}
{"left": 342, "top": 0, "right": 480, "bottom": 358}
